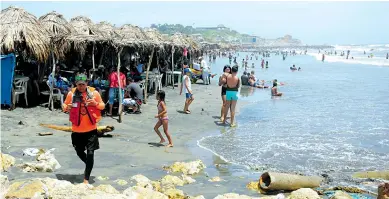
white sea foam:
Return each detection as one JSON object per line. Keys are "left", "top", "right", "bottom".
{"left": 308, "top": 53, "right": 389, "bottom": 66}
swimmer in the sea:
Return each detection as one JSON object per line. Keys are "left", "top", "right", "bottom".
{"left": 271, "top": 82, "right": 282, "bottom": 97}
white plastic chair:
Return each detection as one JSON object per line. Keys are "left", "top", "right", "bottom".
{"left": 156, "top": 74, "right": 163, "bottom": 91}
{"left": 40, "top": 81, "right": 64, "bottom": 107}
{"left": 138, "top": 80, "right": 145, "bottom": 89}
{"left": 13, "top": 77, "right": 29, "bottom": 106}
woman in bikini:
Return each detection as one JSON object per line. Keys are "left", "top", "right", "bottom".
{"left": 219, "top": 65, "right": 231, "bottom": 121}
{"left": 154, "top": 90, "right": 173, "bottom": 147}
{"left": 222, "top": 66, "right": 240, "bottom": 127}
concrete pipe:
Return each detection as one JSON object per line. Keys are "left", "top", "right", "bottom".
{"left": 353, "top": 171, "right": 389, "bottom": 180}
{"left": 259, "top": 172, "right": 323, "bottom": 192}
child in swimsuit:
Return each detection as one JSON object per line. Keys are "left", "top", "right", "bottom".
{"left": 154, "top": 90, "right": 173, "bottom": 147}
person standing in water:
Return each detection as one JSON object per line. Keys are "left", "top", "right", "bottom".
{"left": 322, "top": 54, "right": 325, "bottom": 62}
{"left": 222, "top": 66, "right": 240, "bottom": 127}
{"left": 265, "top": 61, "right": 269, "bottom": 68}
{"left": 219, "top": 65, "right": 231, "bottom": 122}
{"left": 261, "top": 59, "right": 265, "bottom": 68}
{"left": 63, "top": 74, "right": 105, "bottom": 184}
{"left": 386, "top": 53, "right": 388, "bottom": 59}
{"left": 154, "top": 90, "right": 173, "bottom": 147}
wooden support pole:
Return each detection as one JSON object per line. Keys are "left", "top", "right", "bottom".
{"left": 49, "top": 52, "right": 56, "bottom": 111}
{"left": 144, "top": 48, "right": 155, "bottom": 104}
{"left": 155, "top": 52, "right": 160, "bottom": 96}
{"left": 98, "top": 47, "right": 107, "bottom": 66}
{"left": 171, "top": 46, "right": 175, "bottom": 89}
{"left": 117, "top": 48, "right": 123, "bottom": 123}
{"left": 91, "top": 43, "right": 95, "bottom": 79}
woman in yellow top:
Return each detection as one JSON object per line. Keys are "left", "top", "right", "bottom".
{"left": 63, "top": 74, "right": 105, "bottom": 184}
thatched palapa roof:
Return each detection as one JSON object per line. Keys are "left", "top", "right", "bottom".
{"left": 39, "top": 11, "right": 74, "bottom": 37}
{"left": 143, "top": 28, "right": 169, "bottom": 45}
{"left": 69, "top": 16, "right": 100, "bottom": 36}
{"left": 0, "top": 6, "right": 50, "bottom": 61}
{"left": 115, "top": 24, "right": 152, "bottom": 49}
{"left": 95, "top": 21, "right": 121, "bottom": 39}
{"left": 39, "top": 11, "right": 75, "bottom": 58}
{"left": 67, "top": 16, "right": 108, "bottom": 55}
{"left": 170, "top": 33, "right": 200, "bottom": 50}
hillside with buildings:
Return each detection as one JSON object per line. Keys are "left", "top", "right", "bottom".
{"left": 151, "top": 24, "right": 303, "bottom": 46}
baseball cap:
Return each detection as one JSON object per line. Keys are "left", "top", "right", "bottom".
{"left": 184, "top": 68, "right": 191, "bottom": 74}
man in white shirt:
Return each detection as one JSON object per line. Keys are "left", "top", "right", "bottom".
{"left": 200, "top": 57, "right": 210, "bottom": 85}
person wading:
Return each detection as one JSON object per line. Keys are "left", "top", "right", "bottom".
{"left": 63, "top": 74, "right": 105, "bottom": 184}
{"left": 222, "top": 66, "right": 240, "bottom": 127}
{"left": 219, "top": 65, "right": 231, "bottom": 122}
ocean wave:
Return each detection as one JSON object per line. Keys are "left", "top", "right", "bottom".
{"left": 333, "top": 44, "right": 389, "bottom": 52}
{"left": 197, "top": 135, "right": 253, "bottom": 170}
{"left": 307, "top": 53, "right": 389, "bottom": 66}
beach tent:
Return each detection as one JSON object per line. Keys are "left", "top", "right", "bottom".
{"left": 1, "top": 53, "right": 16, "bottom": 106}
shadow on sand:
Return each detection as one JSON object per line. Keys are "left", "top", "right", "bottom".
{"left": 214, "top": 121, "right": 230, "bottom": 127}
{"left": 148, "top": 142, "right": 165, "bottom": 147}
{"left": 56, "top": 174, "right": 96, "bottom": 184}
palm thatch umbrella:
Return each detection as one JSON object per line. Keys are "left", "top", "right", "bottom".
{"left": 39, "top": 11, "right": 74, "bottom": 59}
{"left": 69, "top": 16, "right": 100, "bottom": 36}
{"left": 0, "top": 6, "right": 50, "bottom": 62}
{"left": 117, "top": 24, "right": 152, "bottom": 48}
{"left": 67, "top": 15, "right": 110, "bottom": 74}
{"left": 39, "top": 11, "right": 74, "bottom": 37}
{"left": 95, "top": 21, "right": 121, "bottom": 39}
{"left": 94, "top": 21, "right": 121, "bottom": 66}
{"left": 39, "top": 11, "right": 77, "bottom": 110}
{"left": 143, "top": 28, "right": 170, "bottom": 45}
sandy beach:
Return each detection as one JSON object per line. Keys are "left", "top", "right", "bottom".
{"left": 1, "top": 82, "right": 260, "bottom": 198}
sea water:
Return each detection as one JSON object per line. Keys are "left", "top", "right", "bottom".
{"left": 199, "top": 48, "right": 389, "bottom": 189}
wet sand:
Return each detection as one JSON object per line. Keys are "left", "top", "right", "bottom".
{"left": 0, "top": 82, "right": 259, "bottom": 198}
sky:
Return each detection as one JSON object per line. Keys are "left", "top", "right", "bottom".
{"left": 1, "top": 1, "right": 389, "bottom": 45}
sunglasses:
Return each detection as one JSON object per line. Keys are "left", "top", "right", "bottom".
{"left": 75, "top": 75, "right": 87, "bottom": 81}
{"left": 76, "top": 83, "right": 86, "bottom": 86}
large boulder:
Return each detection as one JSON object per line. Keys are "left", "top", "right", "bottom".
{"left": 0, "top": 175, "right": 10, "bottom": 199}
{"left": 131, "top": 174, "right": 152, "bottom": 188}
{"left": 162, "top": 188, "right": 186, "bottom": 199}
{"left": 151, "top": 181, "right": 162, "bottom": 192}
{"left": 5, "top": 177, "right": 133, "bottom": 199}
{"left": 18, "top": 151, "right": 61, "bottom": 172}
{"left": 115, "top": 179, "right": 128, "bottom": 186}
{"left": 123, "top": 186, "right": 168, "bottom": 199}
{"left": 5, "top": 179, "right": 47, "bottom": 199}
{"left": 287, "top": 188, "right": 320, "bottom": 199}
{"left": 330, "top": 191, "right": 352, "bottom": 199}
{"left": 181, "top": 174, "right": 196, "bottom": 184}
{"left": 161, "top": 175, "right": 185, "bottom": 187}
{"left": 93, "top": 184, "right": 120, "bottom": 194}
{"left": 163, "top": 160, "right": 206, "bottom": 175}
{"left": 0, "top": 153, "right": 15, "bottom": 172}
{"left": 213, "top": 193, "right": 261, "bottom": 199}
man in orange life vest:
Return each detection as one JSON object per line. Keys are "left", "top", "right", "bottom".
{"left": 63, "top": 74, "right": 105, "bottom": 184}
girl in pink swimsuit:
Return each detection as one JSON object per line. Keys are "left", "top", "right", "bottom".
{"left": 154, "top": 90, "right": 173, "bottom": 147}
